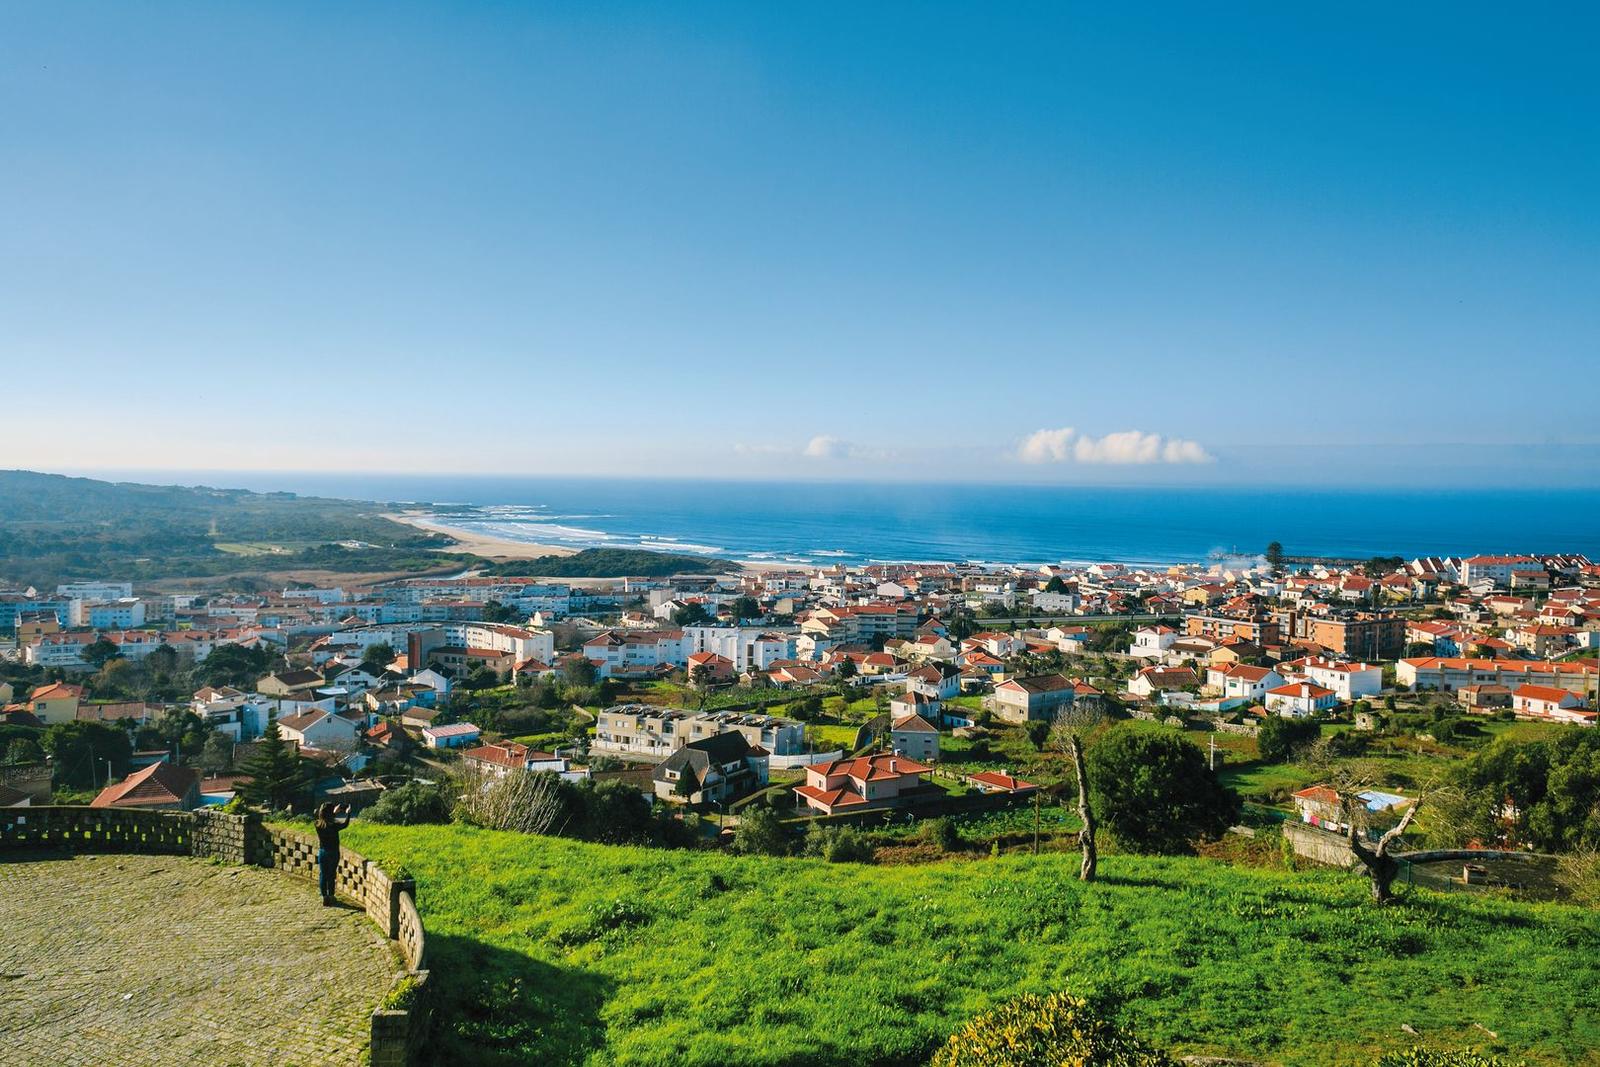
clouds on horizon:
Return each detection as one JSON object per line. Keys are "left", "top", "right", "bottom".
{"left": 1016, "top": 427, "right": 1214, "bottom": 465}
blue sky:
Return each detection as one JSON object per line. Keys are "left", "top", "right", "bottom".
{"left": 3, "top": 3, "right": 1596, "bottom": 485}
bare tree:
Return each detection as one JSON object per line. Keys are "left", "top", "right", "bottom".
{"left": 453, "top": 766, "right": 570, "bottom": 836}
{"left": 1050, "top": 706, "right": 1103, "bottom": 882}
{"left": 1309, "top": 742, "right": 1450, "bottom": 904}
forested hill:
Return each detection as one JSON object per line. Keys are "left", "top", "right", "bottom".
{"left": 477, "top": 548, "right": 735, "bottom": 578}
{"left": 0, "top": 469, "right": 469, "bottom": 587}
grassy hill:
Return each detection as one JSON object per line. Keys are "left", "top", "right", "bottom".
{"left": 344, "top": 823, "right": 1600, "bottom": 1067}
{"left": 476, "top": 547, "right": 736, "bottom": 578}
{"left": 0, "top": 469, "right": 472, "bottom": 586}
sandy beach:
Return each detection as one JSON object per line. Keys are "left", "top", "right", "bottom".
{"left": 383, "top": 510, "right": 579, "bottom": 560}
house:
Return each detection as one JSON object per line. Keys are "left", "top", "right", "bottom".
{"left": 1281, "top": 657, "right": 1384, "bottom": 700}
{"left": 91, "top": 761, "right": 201, "bottom": 811}
{"left": 905, "top": 662, "right": 962, "bottom": 702}
{"left": 987, "top": 673, "right": 1076, "bottom": 724}
{"left": 1292, "top": 785, "right": 1410, "bottom": 834}
{"left": 594, "top": 706, "right": 807, "bottom": 760}
{"left": 653, "top": 733, "right": 769, "bottom": 805}
{"left": 1265, "top": 682, "right": 1339, "bottom": 718}
{"left": 421, "top": 722, "right": 483, "bottom": 749}
{"left": 687, "top": 651, "right": 736, "bottom": 686}
{"left": 1127, "top": 666, "right": 1199, "bottom": 699}
{"left": 1511, "top": 685, "right": 1593, "bottom": 725}
{"left": 1205, "top": 663, "right": 1283, "bottom": 702}
{"left": 888, "top": 713, "right": 940, "bottom": 762}
{"left": 0, "top": 783, "right": 32, "bottom": 807}
{"left": 257, "top": 670, "right": 325, "bottom": 697}
{"left": 966, "top": 769, "right": 1039, "bottom": 796}
{"left": 26, "top": 682, "right": 84, "bottom": 725}
{"left": 961, "top": 632, "right": 1026, "bottom": 658}
{"left": 794, "top": 754, "right": 933, "bottom": 815}
{"left": 275, "top": 708, "right": 361, "bottom": 751}
{"left": 582, "top": 629, "right": 687, "bottom": 678}
{"left": 1457, "top": 684, "right": 1513, "bottom": 712}
{"left": 1129, "top": 625, "right": 1177, "bottom": 659}
{"left": 888, "top": 690, "right": 941, "bottom": 725}
{"left": 400, "top": 706, "right": 442, "bottom": 730}
{"left": 461, "top": 740, "right": 569, "bottom": 777}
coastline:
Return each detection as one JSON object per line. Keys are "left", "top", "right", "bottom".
{"left": 383, "top": 510, "right": 579, "bottom": 560}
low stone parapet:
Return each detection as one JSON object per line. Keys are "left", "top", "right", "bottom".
{"left": 0, "top": 805, "right": 431, "bottom": 1064}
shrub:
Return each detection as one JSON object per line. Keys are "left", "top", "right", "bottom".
{"left": 1374, "top": 1050, "right": 1522, "bottom": 1066}
{"left": 1257, "top": 715, "right": 1319, "bottom": 763}
{"left": 804, "top": 825, "right": 875, "bottom": 863}
{"left": 1087, "top": 725, "right": 1240, "bottom": 854}
{"left": 931, "top": 991, "right": 1175, "bottom": 1066}
{"left": 365, "top": 782, "right": 452, "bottom": 826}
{"left": 730, "top": 805, "right": 792, "bottom": 856}
{"left": 918, "top": 816, "right": 963, "bottom": 852}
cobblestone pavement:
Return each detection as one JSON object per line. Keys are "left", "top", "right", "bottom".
{"left": 0, "top": 853, "right": 400, "bottom": 1066}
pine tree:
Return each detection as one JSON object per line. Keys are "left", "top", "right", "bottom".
{"left": 237, "top": 721, "right": 313, "bottom": 812}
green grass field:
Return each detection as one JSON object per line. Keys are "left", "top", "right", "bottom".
{"left": 344, "top": 823, "right": 1600, "bottom": 1067}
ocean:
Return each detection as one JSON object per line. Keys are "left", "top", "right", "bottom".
{"left": 144, "top": 473, "right": 1600, "bottom": 568}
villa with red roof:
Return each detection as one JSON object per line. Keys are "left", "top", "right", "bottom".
{"left": 1511, "top": 685, "right": 1594, "bottom": 725}
{"left": 794, "top": 754, "right": 933, "bottom": 815}
{"left": 966, "top": 770, "right": 1039, "bottom": 796}
{"left": 91, "top": 761, "right": 201, "bottom": 811}
{"left": 1265, "top": 681, "right": 1339, "bottom": 718}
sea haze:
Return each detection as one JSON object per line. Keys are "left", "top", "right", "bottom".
{"left": 104, "top": 473, "right": 1600, "bottom": 567}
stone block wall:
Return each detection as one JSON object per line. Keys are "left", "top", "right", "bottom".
{"left": 0, "top": 806, "right": 193, "bottom": 854}
{"left": 1283, "top": 819, "right": 1358, "bottom": 868}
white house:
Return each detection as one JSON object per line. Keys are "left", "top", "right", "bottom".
{"left": 274, "top": 709, "right": 360, "bottom": 751}
{"left": 1284, "top": 658, "right": 1384, "bottom": 700}
{"left": 1205, "top": 663, "right": 1283, "bottom": 702}
{"left": 421, "top": 722, "right": 483, "bottom": 749}
{"left": 1129, "top": 626, "right": 1177, "bottom": 659}
{"left": 1511, "top": 685, "right": 1593, "bottom": 725}
{"left": 1265, "top": 682, "right": 1339, "bottom": 718}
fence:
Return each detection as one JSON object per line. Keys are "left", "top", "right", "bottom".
{"left": 0, "top": 806, "right": 430, "bottom": 1066}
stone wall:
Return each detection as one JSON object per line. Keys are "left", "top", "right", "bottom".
{"left": 0, "top": 761, "right": 53, "bottom": 802}
{"left": 1282, "top": 819, "right": 1358, "bottom": 868}
{"left": 0, "top": 806, "right": 432, "bottom": 1064}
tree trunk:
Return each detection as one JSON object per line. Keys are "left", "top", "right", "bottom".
{"left": 1070, "top": 733, "right": 1097, "bottom": 882}
{"left": 1348, "top": 802, "right": 1419, "bottom": 905}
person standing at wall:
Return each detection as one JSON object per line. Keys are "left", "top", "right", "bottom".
{"left": 313, "top": 803, "right": 351, "bottom": 906}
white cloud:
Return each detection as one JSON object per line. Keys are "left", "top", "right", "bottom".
{"left": 1016, "top": 428, "right": 1213, "bottom": 465}
{"left": 1016, "top": 427, "right": 1076, "bottom": 464}
{"left": 734, "top": 435, "right": 886, "bottom": 461}
{"left": 802, "top": 435, "right": 851, "bottom": 459}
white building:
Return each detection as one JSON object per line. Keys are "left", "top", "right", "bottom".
{"left": 1129, "top": 626, "right": 1178, "bottom": 659}
{"left": 1265, "top": 682, "right": 1339, "bottom": 718}
{"left": 683, "top": 626, "right": 797, "bottom": 673}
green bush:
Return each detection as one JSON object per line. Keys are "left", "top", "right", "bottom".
{"left": 804, "top": 825, "right": 875, "bottom": 863}
{"left": 918, "top": 816, "right": 963, "bottom": 852}
{"left": 931, "top": 991, "right": 1175, "bottom": 1066}
{"left": 365, "top": 782, "right": 452, "bottom": 826}
{"left": 1374, "top": 1050, "right": 1521, "bottom": 1066}
{"left": 730, "top": 805, "right": 791, "bottom": 856}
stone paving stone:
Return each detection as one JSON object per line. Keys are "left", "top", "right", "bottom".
{"left": 0, "top": 853, "right": 400, "bottom": 1066}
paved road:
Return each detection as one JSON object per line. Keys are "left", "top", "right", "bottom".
{"left": 0, "top": 853, "right": 399, "bottom": 1066}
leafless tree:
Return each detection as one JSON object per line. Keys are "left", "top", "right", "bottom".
{"left": 1050, "top": 705, "right": 1104, "bottom": 882}
{"left": 453, "top": 766, "right": 570, "bottom": 836}
{"left": 1306, "top": 741, "right": 1458, "bottom": 904}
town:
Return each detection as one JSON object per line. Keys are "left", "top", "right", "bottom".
{"left": 4, "top": 550, "right": 1596, "bottom": 832}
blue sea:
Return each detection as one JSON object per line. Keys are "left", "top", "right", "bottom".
{"left": 133, "top": 473, "right": 1600, "bottom": 568}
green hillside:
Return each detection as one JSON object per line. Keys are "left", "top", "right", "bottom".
{"left": 344, "top": 823, "right": 1600, "bottom": 1067}
{"left": 0, "top": 469, "right": 469, "bottom": 585}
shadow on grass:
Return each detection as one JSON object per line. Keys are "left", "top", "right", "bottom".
{"left": 421, "top": 933, "right": 614, "bottom": 1067}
